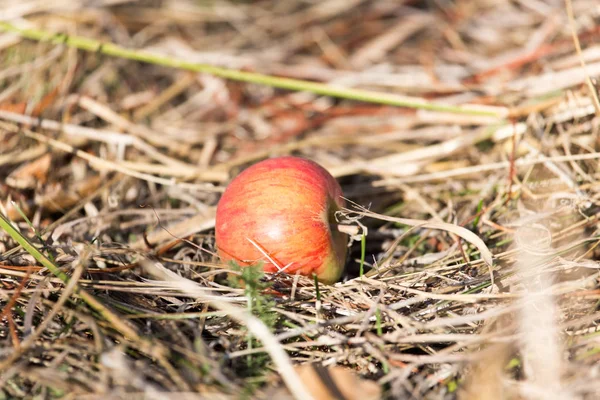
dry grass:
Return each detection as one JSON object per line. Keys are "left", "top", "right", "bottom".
{"left": 2, "top": 0, "right": 600, "bottom": 399}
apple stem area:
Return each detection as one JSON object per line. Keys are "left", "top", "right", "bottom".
{"left": 333, "top": 224, "right": 361, "bottom": 236}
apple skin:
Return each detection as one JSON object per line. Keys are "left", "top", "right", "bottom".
{"left": 215, "top": 156, "right": 347, "bottom": 284}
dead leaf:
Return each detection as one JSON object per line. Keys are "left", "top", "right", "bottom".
{"left": 267, "top": 364, "right": 381, "bottom": 400}
{"left": 3, "top": 198, "right": 32, "bottom": 221}
{"left": 0, "top": 86, "right": 60, "bottom": 116}
{"left": 37, "top": 175, "right": 102, "bottom": 212}
{"left": 6, "top": 153, "right": 52, "bottom": 189}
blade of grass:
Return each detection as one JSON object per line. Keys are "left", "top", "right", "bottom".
{"left": 473, "top": 199, "right": 484, "bottom": 230}
{"left": 11, "top": 201, "right": 55, "bottom": 262}
{"left": 0, "top": 22, "right": 506, "bottom": 117}
{"left": 0, "top": 211, "right": 146, "bottom": 341}
{"left": 376, "top": 308, "right": 383, "bottom": 336}
{"left": 0, "top": 211, "right": 70, "bottom": 283}
{"left": 313, "top": 274, "right": 321, "bottom": 302}
{"left": 359, "top": 233, "right": 366, "bottom": 277}
{"left": 0, "top": 211, "right": 190, "bottom": 390}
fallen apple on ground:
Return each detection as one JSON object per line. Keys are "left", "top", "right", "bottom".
{"left": 215, "top": 156, "right": 348, "bottom": 284}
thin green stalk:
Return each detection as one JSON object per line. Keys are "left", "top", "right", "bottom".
{"left": 0, "top": 211, "right": 137, "bottom": 340}
{"left": 375, "top": 308, "right": 383, "bottom": 336}
{"left": 12, "top": 201, "right": 55, "bottom": 262}
{"left": 359, "top": 233, "right": 366, "bottom": 277}
{"left": 0, "top": 210, "right": 191, "bottom": 389}
{"left": 0, "top": 211, "right": 69, "bottom": 282}
{"left": 472, "top": 199, "right": 484, "bottom": 230}
{"left": 247, "top": 291, "right": 254, "bottom": 369}
{"left": 313, "top": 274, "right": 321, "bottom": 302}
{"left": 0, "top": 22, "right": 505, "bottom": 117}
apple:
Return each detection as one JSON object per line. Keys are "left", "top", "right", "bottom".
{"left": 215, "top": 156, "right": 348, "bottom": 284}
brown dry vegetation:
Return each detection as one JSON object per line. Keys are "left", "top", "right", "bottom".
{"left": 2, "top": 0, "right": 600, "bottom": 399}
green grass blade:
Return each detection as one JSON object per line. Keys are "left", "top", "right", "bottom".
{"left": 0, "top": 22, "right": 505, "bottom": 117}
{"left": 359, "top": 233, "right": 366, "bottom": 277}
{"left": 0, "top": 211, "right": 69, "bottom": 282}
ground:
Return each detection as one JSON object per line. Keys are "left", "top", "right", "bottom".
{"left": 1, "top": 1, "right": 600, "bottom": 399}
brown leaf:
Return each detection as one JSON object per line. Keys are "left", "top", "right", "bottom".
{"left": 0, "top": 86, "right": 60, "bottom": 116}
{"left": 269, "top": 364, "right": 381, "bottom": 400}
{"left": 6, "top": 153, "right": 52, "bottom": 189}
{"left": 37, "top": 175, "right": 102, "bottom": 212}
{"left": 3, "top": 198, "right": 32, "bottom": 221}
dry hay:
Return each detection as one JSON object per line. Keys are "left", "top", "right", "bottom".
{"left": 2, "top": 0, "right": 600, "bottom": 399}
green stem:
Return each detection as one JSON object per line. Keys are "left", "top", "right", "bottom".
{"left": 0, "top": 211, "right": 140, "bottom": 341}
{"left": 0, "top": 211, "right": 69, "bottom": 282}
{"left": 247, "top": 292, "right": 253, "bottom": 369}
{"left": 0, "top": 22, "right": 504, "bottom": 117}
{"left": 359, "top": 233, "right": 366, "bottom": 277}
{"left": 313, "top": 274, "right": 321, "bottom": 301}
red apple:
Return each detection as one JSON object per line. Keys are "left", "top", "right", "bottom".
{"left": 215, "top": 156, "right": 347, "bottom": 284}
